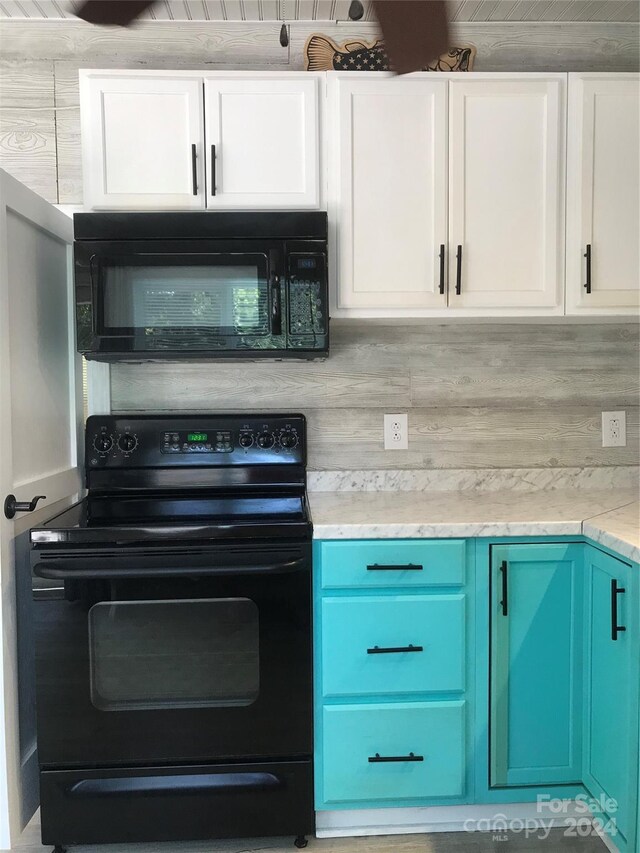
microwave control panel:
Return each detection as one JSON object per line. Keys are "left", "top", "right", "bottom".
{"left": 288, "top": 253, "right": 326, "bottom": 336}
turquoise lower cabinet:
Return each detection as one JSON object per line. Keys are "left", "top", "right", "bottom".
{"left": 490, "top": 543, "right": 583, "bottom": 787}
{"left": 583, "top": 546, "right": 639, "bottom": 846}
{"left": 321, "top": 702, "right": 465, "bottom": 804}
{"left": 321, "top": 594, "right": 465, "bottom": 698}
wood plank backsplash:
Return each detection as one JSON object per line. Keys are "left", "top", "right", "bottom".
{"left": 111, "top": 322, "right": 640, "bottom": 470}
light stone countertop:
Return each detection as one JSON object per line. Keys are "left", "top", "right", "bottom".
{"left": 309, "top": 489, "right": 639, "bottom": 563}
{"left": 583, "top": 501, "right": 640, "bottom": 564}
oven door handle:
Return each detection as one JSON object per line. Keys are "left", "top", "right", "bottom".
{"left": 33, "top": 555, "right": 307, "bottom": 581}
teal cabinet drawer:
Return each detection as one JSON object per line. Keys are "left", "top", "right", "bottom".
{"left": 319, "top": 540, "right": 466, "bottom": 589}
{"left": 321, "top": 701, "right": 465, "bottom": 804}
{"left": 321, "top": 594, "right": 465, "bottom": 697}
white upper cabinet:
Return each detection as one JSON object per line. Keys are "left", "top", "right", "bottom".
{"left": 566, "top": 73, "right": 640, "bottom": 315}
{"left": 204, "top": 75, "right": 320, "bottom": 209}
{"left": 80, "top": 72, "right": 205, "bottom": 210}
{"left": 448, "top": 75, "right": 565, "bottom": 313}
{"left": 329, "top": 73, "right": 448, "bottom": 314}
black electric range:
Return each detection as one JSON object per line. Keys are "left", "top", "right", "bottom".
{"left": 30, "top": 414, "right": 314, "bottom": 853}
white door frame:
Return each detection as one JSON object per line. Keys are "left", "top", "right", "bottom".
{"left": 0, "top": 170, "right": 82, "bottom": 850}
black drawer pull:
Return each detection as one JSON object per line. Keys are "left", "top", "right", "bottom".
{"left": 611, "top": 578, "right": 627, "bottom": 641}
{"left": 366, "top": 563, "right": 423, "bottom": 571}
{"left": 367, "top": 644, "right": 423, "bottom": 655}
{"left": 369, "top": 752, "right": 424, "bottom": 763}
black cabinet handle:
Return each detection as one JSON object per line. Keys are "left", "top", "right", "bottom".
{"left": 369, "top": 752, "right": 424, "bottom": 763}
{"left": 270, "top": 276, "right": 282, "bottom": 336}
{"left": 438, "top": 244, "right": 445, "bottom": 294}
{"left": 4, "top": 494, "right": 46, "bottom": 520}
{"left": 499, "top": 560, "right": 508, "bottom": 616}
{"left": 611, "top": 578, "right": 626, "bottom": 641}
{"left": 367, "top": 644, "right": 423, "bottom": 655}
{"left": 191, "top": 144, "right": 198, "bottom": 195}
{"left": 584, "top": 244, "right": 592, "bottom": 293}
{"left": 366, "top": 563, "right": 423, "bottom": 571}
{"left": 211, "top": 144, "right": 216, "bottom": 196}
{"left": 455, "top": 245, "right": 463, "bottom": 294}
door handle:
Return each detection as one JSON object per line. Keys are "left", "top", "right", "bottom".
{"left": 4, "top": 494, "right": 46, "bottom": 520}
{"left": 211, "top": 144, "right": 216, "bottom": 196}
{"left": 438, "top": 244, "right": 445, "bottom": 295}
{"left": 611, "top": 579, "right": 626, "bottom": 641}
{"left": 191, "top": 144, "right": 198, "bottom": 195}
{"left": 499, "top": 560, "right": 508, "bottom": 616}
{"left": 584, "top": 244, "right": 592, "bottom": 293}
{"left": 270, "top": 274, "right": 282, "bottom": 336}
{"left": 455, "top": 245, "right": 463, "bottom": 294}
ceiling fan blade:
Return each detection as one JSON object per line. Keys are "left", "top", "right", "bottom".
{"left": 373, "top": 0, "right": 450, "bottom": 75}
{"left": 76, "top": 0, "right": 156, "bottom": 26}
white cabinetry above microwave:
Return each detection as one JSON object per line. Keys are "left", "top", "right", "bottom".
{"left": 328, "top": 72, "right": 566, "bottom": 318}
{"left": 80, "top": 71, "right": 321, "bottom": 211}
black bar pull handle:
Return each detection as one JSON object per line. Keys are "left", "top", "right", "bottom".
{"left": 368, "top": 752, "right": 424, "bottom": 763}
{"left": 438, "top": 244, "right": 445, "bottom": 295}
{"left": 611, "top": 578, "right": 627, "bottom": 641}
{"left": 584, "top": 244, "right": 592, "bottom": 293}
{"left": 367, "top": 644, "right": 423, "bottom": 655}
{"left": 211, "top": 144, "right": 216, "bottom": 196}
{"left": 366, "top": 563, "right": 423, "bottom": 572}
{"left": 455, "top": 244, "right": 462, "bottom": 294}
{"left": 499, "top": 560, "right": 508, "bottom": 616}
{"left": 191, "top": 143, "right": 198, "bottom": 195}
{"left": 4, "top": 494, "right": 46, "bottom": 520}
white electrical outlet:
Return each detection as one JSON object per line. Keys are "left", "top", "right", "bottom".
{"left": 384, "top": 413, "right": 408, "bottom": 450}
{"left": 602, "top": 411, "right": 627, "bottom": 448}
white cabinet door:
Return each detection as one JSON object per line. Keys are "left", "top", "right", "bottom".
{"left": 0, "top": 170, "right": 82, "bottom": 846}
{"left": 448, "top": 76, "right": 565, "bottom": 313}
{"left": 566, "top": 74, "right": 640, "bottom": 315}
{"left": 80, "top": 72, "right": 205, "bottom": 210}
{"left": 204, "top": 75, "right": 320, "bottom": 209}
{"left": 329, "top": 73, "right": 447, "bottom": 315}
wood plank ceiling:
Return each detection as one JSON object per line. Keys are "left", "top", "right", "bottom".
{"left": 0, "top": 0, "right": 638, "bottom": 21}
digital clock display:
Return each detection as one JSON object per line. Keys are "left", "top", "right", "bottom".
{"left": 187, "top": 432, "right": 208, "bottom": 442}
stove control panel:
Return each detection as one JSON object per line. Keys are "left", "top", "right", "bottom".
{"left": 86, "top": 414, "right": 306, "bottom": 468}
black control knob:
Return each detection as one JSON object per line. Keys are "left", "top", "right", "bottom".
{"left": 93, "top": 434, "right": 113, "bottom": 453}
{"left": 238, "top": 432, "right": 254, "bottom": 449}
{"left": 280, "top": 432, "right": 298, "bottom": 449}
{"left": 256, "top": 432, "right": 275, "bottom": 449}
{"left": 118, "top": 434, "right": 137, "bottom": 453}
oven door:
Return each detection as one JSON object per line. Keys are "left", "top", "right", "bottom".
{"left": 32, "top": 542, "right": 311, "bottom": 769}
{"left": 75, "top": 239, "right": 285, "bottom": 358}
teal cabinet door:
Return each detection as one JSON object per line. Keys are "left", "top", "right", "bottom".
{"left": 584, "top": 546, "right": 638, "bottom": 845}
{"left": 490, "top": 543, "right": 583, "bottom": 787}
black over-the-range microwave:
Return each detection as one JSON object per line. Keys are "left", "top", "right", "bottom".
{"left": 74, "top": 211, "right": 329, "bottom": 361}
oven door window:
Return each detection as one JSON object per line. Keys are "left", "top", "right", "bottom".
{"left": 88, "top": 598, "right": 259, "bottom": 712}
{"left": 98, "top": 255, "right": 270, "bottom": 336}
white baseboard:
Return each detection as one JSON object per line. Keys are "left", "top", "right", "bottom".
{"left": 315, "top": 800, "right": 610, "bottom": 843}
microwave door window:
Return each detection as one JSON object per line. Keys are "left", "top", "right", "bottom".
{"left": 101, "top": 261, "right": 269, "bottom": 336}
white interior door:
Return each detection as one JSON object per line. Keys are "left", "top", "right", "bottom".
{"left": 205, "top": 74, "right": 320, "bottom": 209}
{"left": 448, "top": 75, "right": 565, "bottom": 313}
{"left": 329, "top": 73, "right": 447, "bottom": 315}
{"left": 80, "top": 72, "right": 205, "bottom": 210}
{"left": 566, "top": 73, "right": 640, "bottom": 314}
{"left": 0, "top": 170, "right": 82, "bottom": 849}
